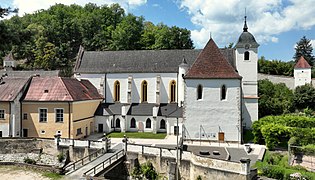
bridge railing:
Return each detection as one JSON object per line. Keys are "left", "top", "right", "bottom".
{"left": 83, "top": 148, "right": 125, "bottom": 177}
{"left": 58, "top": 138, "right": 104, "bottom": 149}
{"left": 63, "top": 148, "right": 106, "bottom": 173}
{"left": 127, "top": 143, "right": 178, "bottom": 158}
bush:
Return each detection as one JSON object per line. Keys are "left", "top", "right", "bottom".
{"left": 57, "top": 153, "right": 65, "bottom": 162}
{"left": 252, "top": 115, "right": 315, "bottom": 149}
{"left": 24, "top": 157, "right": 36, "bottom": 164}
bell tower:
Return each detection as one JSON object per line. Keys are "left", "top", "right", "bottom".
{"left": 234, "top": 16, "right": 259, "bottom": 129}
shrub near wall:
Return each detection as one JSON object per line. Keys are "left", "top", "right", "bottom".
{"left": 252, "top": 115, "right": 315, "bottom": 149}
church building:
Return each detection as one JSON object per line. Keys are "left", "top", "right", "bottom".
{"left": 74, "top": 18, "right": 259, "bottom": 143}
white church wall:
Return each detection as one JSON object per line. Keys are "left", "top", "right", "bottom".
{"left": 95, "top": 115, "right": 113, "bottom": 133}
{"left": 106, "top": 73, "right": 177, "bottom": 103}
{"left": 185, "top": 79, "right": 241, "bottom": 142}
{"left": 125, "top": 116, "right": 154, "bottom": 132}
{"left": 79, "top": 73, "right": 104, "bottom": 95}
{"left": 242, "top": 98, "right": 258, "bottom": 129}
{"left": 294, "top": 68, "right": 311, "bottom": 88}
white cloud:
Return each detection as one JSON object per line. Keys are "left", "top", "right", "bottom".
{"left": 12, "top": 0, "right": 147, "bottom": 16}
{"left": 311, "top": 40, "right": 315, "bottom": 50}
{"left": 178, "top": 0, "right": 315, "bottom": 48}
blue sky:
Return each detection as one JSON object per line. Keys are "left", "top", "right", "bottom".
{"left": 2, "top": 0, "right": 315, "bottom": 61}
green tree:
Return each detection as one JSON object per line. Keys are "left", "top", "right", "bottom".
{"left": 293, "top": 84, "right": 315, "bottom": 110}
{"left": 258, "top": 79, "right": 293, "bottom": 118}
{"left": 294, "top": 36, "right": 315, "bottom": 66}
{"left": 0, "top": 7, "right": 18, "bottom": 18}
{"left": 110, "top": 14, "right": 144, "bottom": 50}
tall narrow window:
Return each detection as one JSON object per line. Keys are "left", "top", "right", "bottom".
{"left": 39, "top": 109, "right": 47, "bottom": 122}
{"left": 160, "top": 119, "right": 166, "bottom": 129}
{"left": 221, "top": 85, "right": 227, "bottom": 100}
{"left": 170, "top": 80, "right": 176, "bottom": 103}
{"left": 244, "top": 51, "right": 250, "bottom": 60}
{"left": 141, "top": 80, "right": 148, "bottom": 102}
{"left": 197, "top": 85, "right": 203, "bottom": 100}
{"left": 0, "top": 110, "right": 4, "bottom": 119}
{"left": 130, "top": 118, "right": 136, "bottom": 128}
{"left": 55, "top": 108, "right": 64, "bottom": 122}
{"left": 115, "top": 118, "right": 120, "bottom": 128}
{"left": 114, "top": 81, "right": 120, "bottom": 102}
{"left": 146, "top": 118, "right": 151, "bottom": 128}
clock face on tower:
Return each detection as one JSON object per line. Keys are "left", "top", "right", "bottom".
{"left": 245, "top": 44, "right": 250, "bottom": 50}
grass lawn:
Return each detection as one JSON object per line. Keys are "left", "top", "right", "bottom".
{"left": 106, "top": 132, "right": 167, "bottom": 139}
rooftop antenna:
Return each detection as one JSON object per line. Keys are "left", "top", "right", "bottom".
{"left": 210, "top": 32, "right": 212, "bottom": 39}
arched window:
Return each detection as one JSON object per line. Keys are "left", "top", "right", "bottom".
{"left": 130, "top": 118, "right": 136, "bottom": 128}
{"left": 114, "top": 81, "right": 120, "bottom": 102}
{"left": 221, "top": 85, "right": 227, "bottom": 100}
{"left": 115, "top": 118, "right": 120, "bottom": 128}
{"left": 160, "top": 119, "right": 166, "bottom": 129}
{"left": 197, "top": 84, "right": 203, "bottom": 100}
{"left": 244, "top": 51, "right": 249, "bottom": 60}
{"left": 146, "top": 118, "right": 151, "bottom": 128}
{"left": 170, "top": 80, "right": 176, "bottom": 103}
{"left": 141, "top": 80, "right": 148, "bottom": 102}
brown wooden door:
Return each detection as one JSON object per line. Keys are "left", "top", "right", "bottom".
{"left": 218, "top": 132, "right": 224, "bottom": 141}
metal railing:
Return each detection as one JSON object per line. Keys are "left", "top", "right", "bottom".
{"left": 63, "top": 148, "right": 106, "bottom": 173}
{"left": 83, "top": 149, "right": 125, "bottom": 177}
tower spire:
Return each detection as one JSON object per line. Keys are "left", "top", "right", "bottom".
{"left": 243, "top": 8, "right": 248, "bottom": 32}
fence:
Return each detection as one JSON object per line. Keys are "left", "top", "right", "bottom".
{"left": 63, "top": 148, "right": 106, "bottom": 173}
{"left": 83, "top": 149, "right": 125, "bottom": 177}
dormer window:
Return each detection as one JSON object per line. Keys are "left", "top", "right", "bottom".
{"left": 244, "top": 51, "right": 250, "bottom": 60}
{"left": 44, "top": 90, "right": 49, "bottom": 93}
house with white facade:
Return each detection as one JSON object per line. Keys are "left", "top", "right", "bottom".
{"left": 294, "top": 56, "right": 312, "bottom": 88}
{"left": 74, "top": 18, "right": 259, "bottom": 143}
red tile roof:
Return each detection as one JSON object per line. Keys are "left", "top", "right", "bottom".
{"left": 0, "top": 77, "right": 30, "bottom": 101}
{"left": 24, "top": 77, "right": 103, "bottom": 101}
{"left": 294, "top": 56, "right": 311, "bottom": 69}
{"left": 185, "top": 39, "right": 241, "bottom": 79}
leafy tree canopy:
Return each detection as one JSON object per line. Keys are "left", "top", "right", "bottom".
{"left": 258, "top": 79, "right": 294, "bottom": 118}
{"left": 0, "top": 3, "right": 194, "bottom": 76}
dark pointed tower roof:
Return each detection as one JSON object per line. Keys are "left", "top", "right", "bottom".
{"left": 185, "top": 38, "right": 241, "bottom": 79}
{"left": 179, "top": 56, "right": 189, "bottom": 67}
{"left": 294, "top": 56, "right": 311, "bottom": 69}
{"left": 235, "top": 16, "right": 259, "bottom": 48}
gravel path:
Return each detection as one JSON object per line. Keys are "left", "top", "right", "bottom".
{"left": 0, "top": 166, "right": 51, "bottom": 180}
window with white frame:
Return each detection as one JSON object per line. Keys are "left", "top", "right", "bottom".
{"left": 23, "top": 113, "right": 27, "bottom": 120}
{"left": 39, "top": 108, "right": 47, "bottom": 122}
{"left": 0, "top": 110, "right": 4, "bottom": 119}
{"left": 55, "top": 108, "right": 64, "bottom": 122}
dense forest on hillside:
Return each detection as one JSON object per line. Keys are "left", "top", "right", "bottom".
{"left": 0, "top": 3, "right": 194, "bottom": 76}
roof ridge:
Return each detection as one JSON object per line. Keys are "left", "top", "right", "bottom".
{"left": 60, "top": 77, "right": 74, "bottom": 101}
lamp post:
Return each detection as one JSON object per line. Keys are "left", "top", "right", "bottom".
{"left": 176, "top": 101, "right": 182, "bottom": 180}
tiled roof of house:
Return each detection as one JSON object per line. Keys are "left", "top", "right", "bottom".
{"left": 294, "top": 56, "right": 311, "bottom": 69}
{"left": 24, "top": 77, "right": 103, "bottom": 101}
{"left": 74, "top": 49, "right": 236, "bottom": 74}
{"left": 0, "top": 77, "right": 30, "bottom": 101}
{"left": 185, "top": 39, "right": 241, "bottom": 79}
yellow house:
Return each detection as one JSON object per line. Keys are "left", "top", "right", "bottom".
{"left": 22, "top": 77, "right": 103, "bottom": 139}
{"left": 0, "top": 77, "right": 30, "bottom": 137}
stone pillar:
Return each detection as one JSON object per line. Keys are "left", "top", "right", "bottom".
{"left": 240, "top": 158, "right": 251, "bottom": 176}
{"left": 69, "top": 145, "right": 74, "bottom": 161}
{"left": 168, "top": 162, "right": 176, "bottom": 180}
